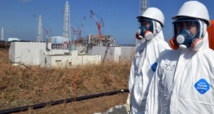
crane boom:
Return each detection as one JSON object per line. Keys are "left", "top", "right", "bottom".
{"left": 71, "top": 16, "right": 86, "bottom": 40}
{"left": 90, "top": 10, "right": 104, "bottom": 44}
{"left": 78, "top": 16, "right": 86, "bottom": 38}
{"left": 43, "top": 26, "right": 49, "bottom": 40}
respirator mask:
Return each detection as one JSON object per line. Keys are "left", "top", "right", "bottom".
{"left": 135, "top": 18, "right": 154, "bottom": 41}
{"left": 169, "top": 18, "right": 203, "bottom": 51}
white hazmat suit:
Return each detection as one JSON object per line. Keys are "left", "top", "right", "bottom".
{"left": 145, "top": 26, "right": 214, "bottom": 114}
{"left": 128, "top": 7, "right": 170, "bottom": 114}
{"left": 145, "top": 1, "right": 214, "bottom": 114}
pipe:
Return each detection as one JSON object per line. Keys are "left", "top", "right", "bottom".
{"left": 0, "top": 89, "right": 129, "bottom": 114}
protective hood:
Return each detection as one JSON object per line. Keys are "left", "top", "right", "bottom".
{"left": 199, "top": 22, "right": 209, "bottom": 50}
{"left": 145, "top": 25, "right": 214, "bottom": 114}
{"left": 153, "top": 21, "right": 164, "bottom": 40}
{"left": 128, "top": 22, "right": 170, "bottom": 114}
{"left": 196, "top": 20, "right": 209, "bottom": 50}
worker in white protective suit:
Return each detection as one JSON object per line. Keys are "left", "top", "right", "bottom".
{"left": 145, "top": 1, "right": 214, "bottom": 114}
{"left": 128, "top": 7, "right": 170, "bottom": 114}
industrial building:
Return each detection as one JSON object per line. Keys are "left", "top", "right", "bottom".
{"left": 86, "top": 34, "right": 115, "bottom": 47}
{"left": 8, "top": 0, "right": 136, "bottom": 68}
{"left": 9, "top": 42, "right": 101, "bottom": 68}
{"left": 9, "top": 41, "right": 136, "bottom": 68}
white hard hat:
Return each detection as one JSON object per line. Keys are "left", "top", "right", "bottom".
{"left": 137, "top": 7, "right": 164, "bottom": 27}
{"left": 172, "top": 1, "right": 210, "bottom": 26}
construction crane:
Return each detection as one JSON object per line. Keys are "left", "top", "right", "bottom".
{"left": 70, "top": 16, "right": 86, "bottom": 45}
{"left": 90, "top": 10, "right": 104, "bottom": 45}
{"left": 43, "top": 26, "right": 49, "bottom": 40}
{"left": 71, "top": 25, "right": 78, "bottom": 41}
{"left": 78, "top": 16, "right": 86, "bottom": 39}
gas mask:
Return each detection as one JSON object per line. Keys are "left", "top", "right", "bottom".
{"left": 169, "top": 18, "right": 204, "bottom": 51}
{"left": 135, "top": 19, "right": 154, "bottom": 41}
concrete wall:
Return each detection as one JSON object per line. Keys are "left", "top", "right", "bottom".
{"left": 50, "top": 49, "right": 69, "bottom": 55}
{"left": 9, "top": 42, "right": 15, "bottom": 62}
{"left": 90, "top": 46, "right": 136, "bottom": 62}
{"left": 9, "top": 42, "right": 46, "bottom": 65}
{"left": 75, "top": 45, "right": 86, "bottom": 53}
{"left": 90, "top": 46, "right": 107, "bottom": 60}
{"left": 40, "top": 50, "right": 101, "bottom": 68}
{"left": 120, "top": 47, "right": 136, "bottom": 61}
{"left": 105, "top": 47, "right": 121, "bottom": 62}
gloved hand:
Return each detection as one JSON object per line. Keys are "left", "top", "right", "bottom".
{"left": 124, "top": 93, "right": 131, "bottom": 114}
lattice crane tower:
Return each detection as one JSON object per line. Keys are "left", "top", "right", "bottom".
{"left": 1, "top": 27, "right": 4, "bottom": 41}
{"left": 140, "top": 0, "right": 148, "bottom": 15}
{"left": 63, "top": 1, "right": 71, "bottom": 42}
{"left": 37, "top": 15, "right": 43, "bottom": 42}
